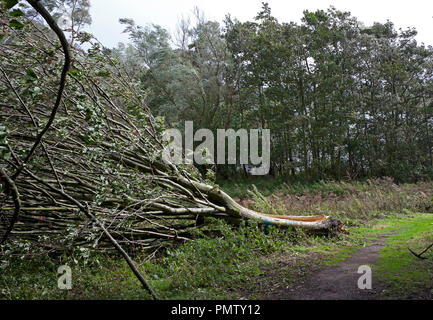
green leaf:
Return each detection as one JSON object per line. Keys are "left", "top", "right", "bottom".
{"left": 1, "top": 150, "right": 11, "bottom": 161}
{"left": 9, "top": 19, "right": 24, "bottom": 30}
{"left": 3, "top": 0, "right": 18, "bottom": 9}
{"left": 9, "top": 8, "right": 24, "bottom": 17}
{"left": 70, "top": 69, "right": 83, "bottom": 77}
{"left": 26, "top": 68, "right": 38, "bottom": 79}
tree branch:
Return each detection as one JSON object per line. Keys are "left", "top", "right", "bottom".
{"left": 12, "top": 0, "right": 71, "bottom": 181}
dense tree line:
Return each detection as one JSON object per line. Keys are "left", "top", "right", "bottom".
{"left": 112, "top": 3, "right": 433, "bottom": 182}
{"left": 5, "top": 1, "right": 432, "bottom": 182}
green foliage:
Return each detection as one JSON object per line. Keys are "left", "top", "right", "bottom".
{"left": 8, "top": 8, "right": 24, "bottom": 17}
{"left": 41, "top": 0, "right": 92, "bottom": 29}
{"left": 3, "top": 0, "right": 18, "bottom": 9}
{"left": 1, "top": 0, "right": 433, "bottom": 301}
{"left": 113, "top": 3, "right": 433, "bottom": 182}
{"left": 8, "top": 18, "right": 24, "bottom": 29}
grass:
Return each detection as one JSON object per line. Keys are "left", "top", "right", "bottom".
{"left": 317, "top": 213, "right": 433, "bottom": 299}
{"left": 375, "top": 215, "right": 433, "bottom": 299}
{"left": 1, "top": 179, "right": 433, "bottom": 300}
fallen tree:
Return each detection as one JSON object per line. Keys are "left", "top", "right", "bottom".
{"left": 0, "top": 1, "right": 342, "bottom": 298}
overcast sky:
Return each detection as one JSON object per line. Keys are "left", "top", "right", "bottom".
{"left": 85, "top": 0, "right": 433, "bottom": 48}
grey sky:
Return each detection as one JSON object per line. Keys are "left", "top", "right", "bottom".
{"left": 86, "top": 0, "right": 433, "bottom": 48}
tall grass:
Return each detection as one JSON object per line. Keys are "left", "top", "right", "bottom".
{"left": 232, "top": 178, "right": 433, "bottom": 224}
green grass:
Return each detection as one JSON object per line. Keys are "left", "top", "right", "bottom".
{"left": 315, "top": 213, "right": 433, "bottom": 299}
{"left": 217, "top": 176, "right": 292, "bottom": 199}
{"left": 375, "top": 214, "right": 433, "bottom": 299}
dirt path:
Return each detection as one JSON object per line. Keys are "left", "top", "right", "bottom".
{"left": 265, "top": 235, "right": 390, "bottom": 300}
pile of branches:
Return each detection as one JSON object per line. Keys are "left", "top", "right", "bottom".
{"left": 0, "top": 1, "right": 341, "bottom": 298}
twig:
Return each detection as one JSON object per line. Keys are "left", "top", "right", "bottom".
{"left": 408, "top": 243, "right": 433, "bottom": 260}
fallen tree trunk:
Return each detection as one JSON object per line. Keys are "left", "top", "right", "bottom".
{"left": 174, "top": 175, "right": 341, "bottom": 230}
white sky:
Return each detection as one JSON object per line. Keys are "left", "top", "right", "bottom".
{"left": 86, "top": 0, "right": 433, "bottom": 48}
